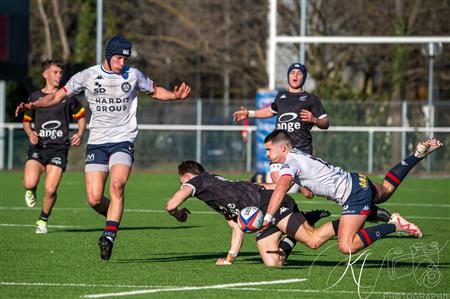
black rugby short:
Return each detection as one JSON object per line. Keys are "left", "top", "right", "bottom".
{"left": 27, "top": 145, "right": 69, "bottom": 171}
{"left": 256, "top": 189, "right": 300, "bottom": 241}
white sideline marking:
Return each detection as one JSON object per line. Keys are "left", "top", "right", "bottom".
{"left": 0, "top": 206, "right": 448, "bottom": 220}
{"left": 231, "top": 287, "right": 449, "bottom": 297}
{"left": 0, "top": 282, "right": 165, "bottom": 288}
{"left": 0, "top": 223, "right": 80, "bottom": 228}
{"left": 82, "top": 279, "right": 307, "bottom": 298}
{"left": 0, "top": 206, "right": 217, "bottom": 215}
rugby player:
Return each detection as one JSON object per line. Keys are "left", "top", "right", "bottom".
{"left": 16, "top": 35, "right": 191, "bottom": 260}
{"left": 22, "top": 59, "right": 86, "bottom": 234}
{"left": 233, "top": 63, "right": 328, "bottom": 195}
{"left": 233, "top": 63, "right": 391, "bottom": 222}
{"left": 262, "top": 130, "right": 443, "bottom": 254}
{"left": 166, "top": 160, "right": 331, "bottom": 267}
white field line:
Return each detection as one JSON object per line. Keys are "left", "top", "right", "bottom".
{"left": 0, "top": 206, "right": 448, "bottom": 221}
{"left": 0, "top": 223, "right": 80, "bottom": 228}
{"left": 230, "top": 287, "right": 449, "bottom": 297}
{"left": 82, "top": 279, "right": 307, "bottom": 298}
{"left": 0, "top": 282, "right": 166, "bottom": 288}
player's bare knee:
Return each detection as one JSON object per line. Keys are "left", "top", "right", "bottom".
{"left": 263, "top": 259, "right": 283, "bottom": 267}
{"left": 110, "top": 180, "right": 125, "bottom": 194}
{"left": 86, "top": 193, "right": 102, "bottom": 207}
{"left": 23, "top": 179, "right": 36, "bottom": 190}
{"left": 338, "top": 243, "right": 358, "bottom": 254}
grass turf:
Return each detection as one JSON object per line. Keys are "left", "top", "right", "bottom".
{"left": 0, "top": 171, "right": 449, "bottom": 298}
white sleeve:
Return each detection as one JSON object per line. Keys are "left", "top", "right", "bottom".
{"left": 279, "top": 155, "right": 298, "bottom": 178}
{"left": 63, "top": 70, "right": 88, "bottom": 97}
{"left": 269, "top": 163, "right": 283, "bottom": 174}
{"left": 135, "top": 69, "right": 154, "bottom": 94}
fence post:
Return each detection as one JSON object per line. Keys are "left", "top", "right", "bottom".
{"left": 8, "top": 125, "right": 13, "bottom": 170}
{"left": 368, "top": 130, "right": 373, "bottom": 173}
{"left": 246, "top": 130, "right": 252, "bottom": 172}
{"left": 196, "top": 99, "right": 202, "bottom": 163}
{"left": 401, "top": 101, "right": 407, "bottom": 159}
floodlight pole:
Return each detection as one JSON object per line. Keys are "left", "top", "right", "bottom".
{"left": 96, "top": 0, "right": 103, "bottom": 64}
{"left": 299, "top": 0, "right": 307, "bottom": 64}
{"left": 268, "top": 0, "right": 277, "bottom": 90}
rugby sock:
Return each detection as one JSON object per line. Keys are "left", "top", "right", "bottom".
{"left": 367, "top": 205, "right": 391, "bottom": 222}
{"left": 279, "top": 236, "right": 296, "bottom": 258}
{"left": 384, "top": 155, "right": 421, "bottom": 188}
{"left": 357, "top": 224, "right": 396, "bottom": 248}
{"left": 331, "top": 219, "right": 340, "bottom": 236}
{"left": 103, "top": 220, "right": 119, "bottom": 241}
{"left": 39, "top": 211, "right": 50, "bottom": 222}
{"left": 93, "top": 196, "right": 110, "bottom": 217}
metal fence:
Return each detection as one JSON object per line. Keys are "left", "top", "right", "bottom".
{"left": 2, "top": 99, "right": 449, "bottom": 174}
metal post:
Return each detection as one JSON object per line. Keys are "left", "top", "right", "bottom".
{"left": 0, "top": 80, "right": 5, "bottom": 169}
{"left": 299, "top": 0, "right": 307, "bottom": 64}
{"left": 8, "top": 126, "right": 13, "bottom": 170}
{"left": 268, "top": 0, "right": 277, "bottom": 89}
{"left": 96, "top": 0, "right": 103, "bottom": 64}
{"left": 401, "top": 101, "right": 407, "bottom": 159}
{"left": 368, "top": 130, "right": 373, "bottom": 173}
{"left": 196, "top": 99, "right": 202, "bottom": 163}
{"left": 246, "top": 129, "right": 252, "bottom": 172}
{"left": 426, "top": 43, "right": 434, "bottom": 172}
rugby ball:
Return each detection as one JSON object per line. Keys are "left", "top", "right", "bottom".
{"left": 238, "top": 206, "right": 264, "bottom": 233}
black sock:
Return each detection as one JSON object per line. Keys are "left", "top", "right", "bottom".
{"left": 384, "top": 155, "right": 422, "bottom": 188}
{"left": 93, "top": 196, "right": 110, "bottom": 217}
{"left": 331, "top": 219, "right": 340, "bottom": 236}
{"left": 103, "top": 220, "right": 119, "bottom": 241}
{"left": 279, "top": 236, "right": 296, "bottom": 259}
{"left": 39, "top": 211, "right": 49, "bottom": 222}
{"left": 357, "top": 224, "right": 396, "bottom": 248}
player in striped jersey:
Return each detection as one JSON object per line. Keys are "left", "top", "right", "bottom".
{"left": 16, "top": 35, "right": 191, "bottom": 260}
{"left": 262, "top": 130, "right": 443, "bottom": 254}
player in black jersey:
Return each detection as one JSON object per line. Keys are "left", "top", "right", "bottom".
{"left": 234, "top": 63, "right": 329, "bottom": 197}
{"left": 234, "top": 63, "right": 391, "bottom": 222}
{"left": 22, "top": 60, "right": 86, "bottom": 234}
{"left": 166, "top": 160, "right": 331, "bottom": 267}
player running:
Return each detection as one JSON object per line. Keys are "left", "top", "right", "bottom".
{"left": 16, "top": 35, "right": 191, "bottom": 260}
{"left": 166, "top": 160, "right": 331, "bottom": 267}
{"left": 262, "top": 130, "right": 443, "bottom": 254}
{"left": 22, "top": 59, "right": 86, "bottom": 233}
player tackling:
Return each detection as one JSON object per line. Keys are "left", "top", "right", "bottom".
{"left": 262, "top": 130, "right": 444, "bottom": 254}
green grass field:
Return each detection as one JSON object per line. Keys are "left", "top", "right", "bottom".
{"left": 1, "top": 171, "right": 449, "bottom": 299}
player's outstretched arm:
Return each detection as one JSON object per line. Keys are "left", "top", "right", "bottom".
{"left": 15, "top": 89, "right": 67, "bottom": 117}
{"left": 232, "top": 106, "right": 274, "bottom": 122}
{"left": 166, "top": 186, "right": 193, "bottom": 222}
{"left": 152, "top": 82, "right": 191, "bottom": 101}
{"left": 216, "top": 219, "right": 244, "bottom": 266}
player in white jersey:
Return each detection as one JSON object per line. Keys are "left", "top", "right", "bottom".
{"left": 16, "top": 35, "right": 191, "bottom": 260}
{"left": 261, "top": 130, "right": 443, "bottom": 255}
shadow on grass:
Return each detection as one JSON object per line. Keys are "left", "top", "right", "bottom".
{"left": 116, "top": 251, "right": 262, "bottom": 264}
{"left": 56, "top": 225, "right": 201, "bottom": 233}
